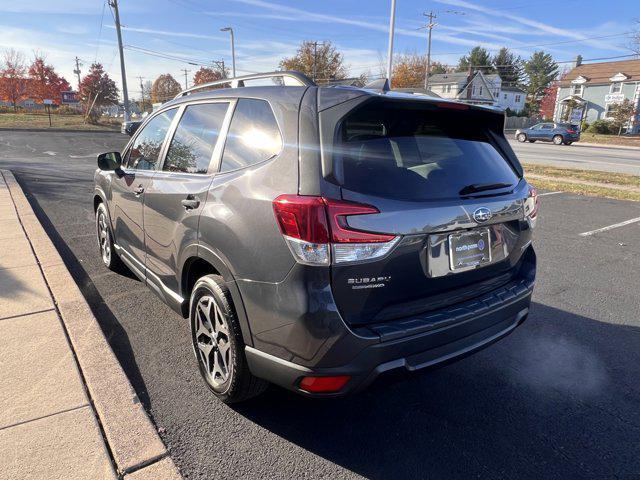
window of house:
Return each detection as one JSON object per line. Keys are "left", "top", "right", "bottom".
{"left": 126, "top": 108, "right": 177, "bottom": 171}
{"left": 163, "top": 102, "right": 229, "bottom": 174}
{"left": 220, "top": 99, "right": 282, "bottom": 172}
{"left": 478, "top": 86, "right": 483, "bottom": 95}
{"left": 445, "top": 84, "right": 452, "bottom": 93}
{"left": 610, "top": 82, "right": 622, "bottom": 94}
{"left": 504, "top": 93, "right": 507, "bottom": 99}
{"left": 571, "top": 85, "right": 583, "bottom": 96}
{"left": 515, "top": 95, "right": 522, "bottom": 103}
{"left": 605, "top": 104, "right": 617, "bottom": 118}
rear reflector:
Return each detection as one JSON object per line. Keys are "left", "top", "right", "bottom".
{"left": 299, "top": 375, "right": 351, "bottom": 393}
{"left": 273, "top": 195, "right": 399, "bottom": 265}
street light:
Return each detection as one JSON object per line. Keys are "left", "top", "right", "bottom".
{"left": 220, "top": 27, "right": 236, "bottom": 78}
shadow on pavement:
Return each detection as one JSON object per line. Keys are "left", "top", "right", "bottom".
{"left": 234, "top": 302, "right": 640, "bottom": 479}
{"left": 17, "top": 177, "right": 153, "bottom": 410}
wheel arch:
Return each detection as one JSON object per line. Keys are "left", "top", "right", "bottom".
{"left": 180, "top": 246, "right": 254, "bottom": 347}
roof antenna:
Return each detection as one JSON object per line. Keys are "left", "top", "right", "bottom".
{"left": 364, "top": 78, "right": 391, "bottom": 93}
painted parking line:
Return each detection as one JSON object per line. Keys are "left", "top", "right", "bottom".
{"left": 579, "top": 216, "right": 640, "bottom": 237}
{"left": 538, "top": 191, "right": 563, "bottom": 196}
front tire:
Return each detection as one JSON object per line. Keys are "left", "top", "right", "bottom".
{"left": 517, "top": 133, "right": 527, "bottom": 142}
{"left": 190, "top": 274, "right": 267, "bottom": 403}
{"left": 553, "top": 135, "right": 564, "bottom": 145}
{"left": 95, "top": 203, "right": 124, "bottom": 272}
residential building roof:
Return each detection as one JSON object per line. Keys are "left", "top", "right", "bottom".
{"left": 428, "top": 72, "right": 469, "bottom": 84}
{"left": 559, "top": 58, "right": 640, "bottom": 86}
{"left": 502, "top": 86, "right": 526, "bottom": 93}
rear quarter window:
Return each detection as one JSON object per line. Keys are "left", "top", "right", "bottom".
{"left": 220, "top": 99, "right": 282, "bottom": 172}
{"left": 333, "top": 101, "right": 519, "bottom": 201}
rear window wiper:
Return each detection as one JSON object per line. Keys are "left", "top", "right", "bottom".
{"left": 458, "top": 182, "right": 513, "bottom": 196}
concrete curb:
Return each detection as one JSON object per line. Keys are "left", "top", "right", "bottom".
{"left": 0, "top": 169, "right": 181, "bottom": 480}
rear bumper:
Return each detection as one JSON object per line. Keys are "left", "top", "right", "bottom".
{"left": 245, "top": 277, "right": 533, "bottom": 397}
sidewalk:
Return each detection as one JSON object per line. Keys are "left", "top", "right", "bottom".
{"left": 0, "top": 170, "right": 181, "bottom": 480}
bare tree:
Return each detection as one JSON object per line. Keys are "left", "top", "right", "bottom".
{"left": 632, "top": 20, "right": 640, "bottom": 55}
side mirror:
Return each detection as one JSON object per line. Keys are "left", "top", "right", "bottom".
{"left": 97, "top": 152, "right": 123, "bottom": 173}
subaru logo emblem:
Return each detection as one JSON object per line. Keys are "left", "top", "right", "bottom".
{"left": 473, "top": 207, "right": 492, "bottom": 223}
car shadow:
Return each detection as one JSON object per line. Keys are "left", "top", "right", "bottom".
{"left": 233, "top": 302, "right": 640, "bottom": 479}
{"left": 16, "top": 177, "right": 152, "bottom": 410}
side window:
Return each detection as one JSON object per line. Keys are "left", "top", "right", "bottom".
{"left": 163, "top": 102, "right": 229, "bottom": 174}
{"left": 220, "top": 99, "right": 282, "bottom": 172}
{"left": 541, "top": 124, "right": 554, "bottom": 130}
{"left": 126, "top": 109, "right": 177, "bottom": 170}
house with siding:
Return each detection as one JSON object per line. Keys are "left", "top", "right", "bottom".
{"left": 554, "top": 57, "right": 640, "bottom": 134}
{"left": 428, "top": 71, "right": 526, "bottom": 113}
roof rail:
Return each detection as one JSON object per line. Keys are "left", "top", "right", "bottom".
{"left": 174, "top": 71, "right": 316, "bottom": 99}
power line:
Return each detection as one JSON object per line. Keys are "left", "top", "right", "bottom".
{"left": 95, "top": 0, "right": 107, "bottom": 62}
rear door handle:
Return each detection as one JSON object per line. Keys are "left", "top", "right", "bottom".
{"left": 181, "top": 195, "right": 201, "bottom": 210}
{"left": 133, "top": 185, "right": 144, "bottom": 196}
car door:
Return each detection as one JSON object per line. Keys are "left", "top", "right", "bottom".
{"left": 143, "top": 100, "right": 233, "bottom": 298}
{"left": 111, "top": 108, "right": 178, "bottom": 271}
{"left": 539, "top": 123, "right": 555, "bottom": 141}
{"left": 527, "top": 123, "right": 542, "bottom": 139}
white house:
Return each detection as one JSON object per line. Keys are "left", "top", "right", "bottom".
{"left": 428, "top": 71, "right": 526, "bottom": 113}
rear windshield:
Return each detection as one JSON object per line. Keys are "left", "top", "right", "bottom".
{"left": 333, "top": 101, "right": 519, "bottom": 201}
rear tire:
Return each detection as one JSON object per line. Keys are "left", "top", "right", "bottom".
{"left": 528, "top": 139, "right": 536, "bottom": 143}
{"left": 517, "top": 133, "right": 527, "bottom": 142}
{"left": 95, "top": 203, "right": 125, "bottom": 272}
{"left": 553, "top": 135, "right": 564, "bottom": 145}
{"left": 564, "top": 141, "right": 573, "bottom": 145}
{"left": 189, "top": 274, "right": 267, "bottom": 404}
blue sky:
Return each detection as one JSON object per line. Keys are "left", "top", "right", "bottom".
{"left": 0, "top": 0, "right": 637, "bottom": 99}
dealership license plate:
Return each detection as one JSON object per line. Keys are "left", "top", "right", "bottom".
{"left": 448, "top": 228, "right": 491, "bottom": 271}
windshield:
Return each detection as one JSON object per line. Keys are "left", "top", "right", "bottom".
{"left": 333, "top": 102, "right": 519, "bottom": 201}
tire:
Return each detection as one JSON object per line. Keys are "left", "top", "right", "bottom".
{"left": 517, "top": 133, "right": 527, "bottom": 142}
{"left": 528, "top": 139, "right": 536, "bottom": 143}
{"left": 190, "top": 274, "right": 267, "bottom": 403}
{"left": 95, "top": 202, "right": 125, "bottom": 272}
{"left": 553, "top": 135, "right": 564, "bottom": 145}
{"left": 564, "top": 141, "right": 573, "bottom": 146}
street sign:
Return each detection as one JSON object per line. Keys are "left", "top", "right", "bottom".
{"left": 43, "top": 99, "right": 54, "bottom": 105}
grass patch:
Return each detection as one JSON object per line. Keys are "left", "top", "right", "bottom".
{"left": 0, "top": 113, "right": 120, "bottom": 131}
{"left": 529, "top": 178, "right": 640, "bottom": 202}
{"left": 522, "top": 163, "right": 640, "bottom": 202}
{"left": 523, "top": 164, "right": 640, "bottom": 188}
{"left": 579, "top": 132, "right": 640, "bottom": 147}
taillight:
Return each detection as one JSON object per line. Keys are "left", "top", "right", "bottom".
{"left": 566, "top": 128, "right": 577, "bottom": 134}
{"left": 524, "top": 186, "right": 539, "bottom": 221}
{"left": 273, "top": 195, "right": 399, "bottom": 265}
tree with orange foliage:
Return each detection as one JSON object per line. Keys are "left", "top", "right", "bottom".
{"left": 392, "top": 53, "right": 446, "bottom": 89}
{"left": 27, "top": 56, "right": 71, "bottom": 105}
{"left": 193, "top": 66, "right": 227, "bottom": 86}
{"left": 0, "top": 49, "right": 27, "bottom": 111}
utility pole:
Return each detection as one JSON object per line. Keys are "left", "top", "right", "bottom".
{"left": 181, "top": 69, "right": 190, "bottom": 89}
{"left": 137, "top": 76, "right": 146, "bottom": 111}
{"left": 220, "top": 27, "right": 236, "bottom": 77}
{"left": 109, "top": 0, "right": 130, "bottom": 121}
{"left": 73, "top": 57, "right": 82, "bottom": 91}
{"left": 311, "top": 41, "right": 319, "bottom": 82}
{"left": 386, "top": 0, "right": 397, "bottom": 88}
{"left": 423, "top": 11, "right": 437, "bottom": 91}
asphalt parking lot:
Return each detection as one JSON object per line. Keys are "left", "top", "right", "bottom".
{"left": 1, "top": 130, "right": 640, "bottom": 479}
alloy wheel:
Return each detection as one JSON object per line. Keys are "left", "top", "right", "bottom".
{"left": 97, "top": 210, "right": 111, "bottom": 265}
{"left": 194, "top": 295, "right": 232, "bottom": 387}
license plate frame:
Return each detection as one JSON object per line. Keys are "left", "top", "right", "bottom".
{"left": 448, "top": 228, "right": 492, "bottom": 272}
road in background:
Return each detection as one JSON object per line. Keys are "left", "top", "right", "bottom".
{"left": 509, "top": 139, "right": 640, "bottom": 175}
{"left": 2, "top": 130, "right": 640, "bottom": 479}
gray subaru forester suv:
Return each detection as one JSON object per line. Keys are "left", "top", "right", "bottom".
{"left": 94, "top": 71, "right": 538, "bottom": 403}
